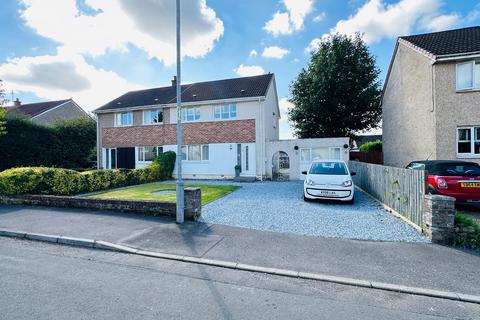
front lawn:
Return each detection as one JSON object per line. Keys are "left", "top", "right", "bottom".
{"left": 87, "top": 183, "right": 240, "bottom": 205}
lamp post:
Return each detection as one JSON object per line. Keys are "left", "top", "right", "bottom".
{"left": 175, "top": 0, "right": 184, "bottom": 224}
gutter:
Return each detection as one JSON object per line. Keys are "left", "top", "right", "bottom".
{"left": 94, "top": 96, "right": 267, "bottom": 114}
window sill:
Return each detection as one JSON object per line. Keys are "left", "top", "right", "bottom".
{"left": 115, "top": 124, "right": 133, "bottom": 128}
{"left": 181, "top": 160, "right": 210, "bottom": 163}
{"left": 142, "top": 123, "right": 164, "bottom": 126}
{"left": 456, "top": 88, "right": 480, "bottom": 93}
{"left": 457, "top": 154, "right": 480, "bottom": 159}
{"left": 214, "top": 118, "right": 238, "bottom": 121}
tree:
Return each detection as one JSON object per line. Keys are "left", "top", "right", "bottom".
{"left": 288, "top": 33, "right": 382, "bottom": 139}
{"left": 0, "top": 80, "right": 7, "bottom": 135}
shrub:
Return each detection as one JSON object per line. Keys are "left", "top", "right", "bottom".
{"left": 359, "top": 140, "right": 382, "bottom": 152}
{"left": 454, "top": 212, "right": 480, "bottom": 249}
{"left": 0, "top": 115, "right": 96, "bottom": 171}
{"left": 0, "top": 152, "right": 176, "bottom": 196}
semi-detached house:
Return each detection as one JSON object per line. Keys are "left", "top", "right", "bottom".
{"left": 93, "top": 74, "right": 349, "bottom": 180}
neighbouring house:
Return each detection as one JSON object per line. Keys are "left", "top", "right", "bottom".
{"left": 5, "top": 98, "right": 90, "bottom": 126}
{"left": 93, "top": 74, "right": 349, "bottom": 180}
{"left": 382, "top": 26, "right": 480, "bottom": 168}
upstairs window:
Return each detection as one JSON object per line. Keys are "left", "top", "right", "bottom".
{"left": 143, "top": 109, "right": 163, "bottom": 124}
{"left": 116, "top": 112, "right": 133, "bottom": 126}
{"left": 214, "top": 104, "right": 237, "bottom": 120}
{"left": 181, "top": 107, "right": 200, "bottom": 122}
{"left": 457, "top": 127, "right": 480, "bottom": 156}
{"left": 456, "top": 61, "right": 480, "bottom": 91}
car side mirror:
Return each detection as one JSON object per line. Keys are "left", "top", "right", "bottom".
{"left": 350, "top": 172, "right": 356, "bottom": 176}
{"left": 301, "top": 171, "right": 308, "bottom": 175}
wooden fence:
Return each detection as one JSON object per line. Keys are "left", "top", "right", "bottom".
{"left": 349, "top": 151, "right": 383, "bottom": 165}
{"left": 348, "top": 161, "right": 426, "bottom": 229}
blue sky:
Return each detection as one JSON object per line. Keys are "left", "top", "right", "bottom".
{"left": 1, "top": 0, "right": 479, "bottom": 138}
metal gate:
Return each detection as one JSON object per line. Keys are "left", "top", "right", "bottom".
{"left": 272, "top": 151, "right": 290, "bottom": 181}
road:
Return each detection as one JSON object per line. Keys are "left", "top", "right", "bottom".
{"left": 1, "top": 237, "right": 479, "bottom": 320}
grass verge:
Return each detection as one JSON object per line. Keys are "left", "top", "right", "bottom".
{"left": 87, "top": 183, "right": 240, "bottom": 206}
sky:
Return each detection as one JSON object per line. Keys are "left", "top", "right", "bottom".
{"left": 0, "top": 0, "right": 479, "bottom": 139}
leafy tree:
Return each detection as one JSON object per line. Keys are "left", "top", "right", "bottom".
{"left": 359, "top": 140, "right": 382, "bottom": 152}
{"left": 289, "top": 33, "right": 382, "bottom": 139}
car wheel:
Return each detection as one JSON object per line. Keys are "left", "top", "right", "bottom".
{"left": 303, "top": 194, "right": 311, "bottom": 202}
{"left": 347, "top": 197, "right": 355, "bottom": 205}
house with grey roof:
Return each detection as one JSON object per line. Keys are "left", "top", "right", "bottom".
{"left": 382, "top": 26, "right": 480, "bottom": 167}
{"left": 93, "top": 74, "right": 349, "bottom": 180}
{"left": 6, "top": 98, "right": 89, "bottom": 126}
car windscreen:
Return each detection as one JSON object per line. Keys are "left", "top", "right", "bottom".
{"left": 309, "top": 162, "right": 348, "bottom": 175}
{"left": 429, "top": 163, "right": 480, "bottom": 176}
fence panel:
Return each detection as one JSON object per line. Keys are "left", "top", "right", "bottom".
{"left": 348, "top": 161, "right": 426, "bottom": 228}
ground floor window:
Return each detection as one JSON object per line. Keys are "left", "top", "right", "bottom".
{"left": 104, "top": 148, "right": 117, "bottom": 169}
{"left": 457, "top": 127, "right": 480, "bottom": 156}
{"left": 137, "top": 146, "right": 163, "bottom": 162}
{"left": 181, "top": 145, "right": 209, "bottom": 161}
{"left": 300, "top": 147, "right": 342, "bottom": 162}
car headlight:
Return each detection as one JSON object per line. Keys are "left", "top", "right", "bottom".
{"left": 342, "top": 180, "right": 353, "bottom": 187}
{"left": 305, "top": 179, "right": 315, "bottom": 186}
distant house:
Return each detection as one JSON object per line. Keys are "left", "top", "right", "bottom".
{"left": 5, "top": 98, "right": 89, "bottom": 126}
{"left": 382, "top": 26, "right": 480, "bottom": 167}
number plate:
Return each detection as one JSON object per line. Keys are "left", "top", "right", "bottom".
{"left": 460, "top": 182, "right": 480, "bottom": 188}
{"left": 319, "top": 190, "right": 338, "bottom": 197}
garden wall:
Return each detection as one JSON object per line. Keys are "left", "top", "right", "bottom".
{"left": 0, "top": 188, "right": 202, "bottom": 221}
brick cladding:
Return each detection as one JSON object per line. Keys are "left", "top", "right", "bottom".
{"left": 103, "top": 119, "right": 256, "bottom": 147}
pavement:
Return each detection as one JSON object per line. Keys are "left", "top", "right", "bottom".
{"left": 1, "top": 237, "right": 479, "bottom": 320}
{"left": 0, "top": 205, "right": 478, "bottom": 297}
{"left": 196, "top": 180, "right": 426, "bottom": 242}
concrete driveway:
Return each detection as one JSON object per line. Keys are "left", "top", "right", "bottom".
{"left": 199, "top": 180, "right": 427, "bottom": 242}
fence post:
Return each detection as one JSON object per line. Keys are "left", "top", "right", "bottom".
{"left": 423, "top": 194, "right": 455, "bottom": 244}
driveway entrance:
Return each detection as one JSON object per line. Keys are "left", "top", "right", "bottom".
{"left": 200, "top": 180, "right": 427, "bottom": 242}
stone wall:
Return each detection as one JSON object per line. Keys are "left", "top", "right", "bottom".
{"left": 0, "top": 188, "right": 202, "bottom": 221}
{"left": 423, "top": 194, "right": 456, "bottom": 244}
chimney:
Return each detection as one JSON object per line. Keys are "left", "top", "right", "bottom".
{"left": 171, "top": 76, "right": 177, "bottom": 87}
{"left": 14, "top": 98, "right": 21, "bottom": 107}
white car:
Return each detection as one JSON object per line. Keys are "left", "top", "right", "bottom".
{"left": 303, "top": 160, "right": 355, "bottom": 203}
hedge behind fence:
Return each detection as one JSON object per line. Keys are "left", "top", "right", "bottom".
{"left": 0, "top": 151, "right": 176, "bottom": 196}
{"left": 0, "top": 115, "right": 96, "bottom": 171}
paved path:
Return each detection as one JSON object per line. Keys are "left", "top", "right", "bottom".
{"left": 0, "top": 205, "right": 478, "bottom": 296}
{"left": 198, "top": 180, "right": 426, "bottom": 242}
{"left": 1, "top": 237, "right": 479, "bottom": 320}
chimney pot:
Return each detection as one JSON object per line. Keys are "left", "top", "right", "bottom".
{"left": 14, "top": 98, "right": 21, "bottom": 107}
{"left": 171, "top": 76, "right": 177, "bottom": 87}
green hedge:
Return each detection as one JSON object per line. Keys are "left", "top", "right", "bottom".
{"left": 359, "top": 140, "right": 382, "bottom": 152}
{"left": 454, "top": 213, "right": 480, "bottom": 249}
{"left": 0, "top": 151, "right": 176, "bottom": 196}
{"left": 0, "top": 115, "right": 96, "bottom": 171}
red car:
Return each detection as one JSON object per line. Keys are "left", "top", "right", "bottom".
{"left": 406, "top": 160, "right": 480, "bottom": 203}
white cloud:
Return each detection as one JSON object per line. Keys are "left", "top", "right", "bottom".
{"left": 234, "top": 64, "right": 265, "bottom": 77}
{"left": 262, "top": 46, "right": 290, "bottom": 59}
{"left": 0, "top": 49, "right": 141, "bottom": 111}
{"left": 318, "top": 0, "right": 458, "bottom": 45}
{"left": 264, "top": 0, "right": 314, "bottom": 36}
{"left": 19, "top": 0, "right": 224, "bottom": 66}
{"left": 249, "top": 49, "right": 258, "bottom": 58}
{"left": 313, "top": 12, "right": 327, "bottom": 23}
{"left": 421, "top": 13, "right": 461, "bottom": 31}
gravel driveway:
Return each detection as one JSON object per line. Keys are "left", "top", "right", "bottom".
{"left": 196, "top": 180, "right": 427, "bottom": 242}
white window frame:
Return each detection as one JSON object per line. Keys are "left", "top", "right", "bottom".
{"left": 143, "top": 109, "right": 163, "bottom": 125}
{"left": 137, "top": 146, "right": 163, "bottom": 163}
{"left": 181, "top": 144, "right": 209, "bottom": 162}
{"left": 181, "top": 107, "right": 201, "bottom": 122}
{"left": 457, "top": 127, "right": 480, "bottom": 158}
{"left": 329, "top": 147, "right": 343, "bottom": 160}
{"left": 115, "top": 112, "right": 133, "bottom": 127}
{"left": 214, "top": 104, "right": 237, "bottom": 120}
{"left": 456, "top": 61, "right": 480, "bottom": 91}
{"left": 300, "top": 148, "right": 312, "bottom": 162}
